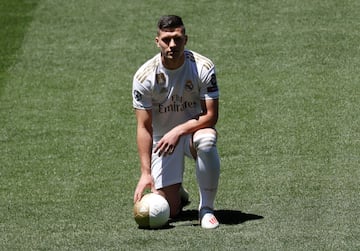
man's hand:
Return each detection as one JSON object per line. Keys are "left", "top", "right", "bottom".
{"left": 133, "top": 173, "right": 156, "bottom": 203}
{"left": 154, "top": 129, "right": 181, "bottom": 156}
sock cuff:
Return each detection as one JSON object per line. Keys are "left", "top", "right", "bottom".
{"left": 193, "top": 133, "right": 217, "bottom": 150}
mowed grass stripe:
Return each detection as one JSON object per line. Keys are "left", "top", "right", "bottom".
{"left": 1, "top": 1, "right": 135, "bottom": 249}
{"left": 0, "top": 0, "right": 39, "bottom": 93}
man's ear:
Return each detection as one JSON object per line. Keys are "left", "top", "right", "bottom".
{"left": 155, "top": 37, "right": 160, "bottom": 48}
{"left": 184, "top": 35, "right": 188, "bottom": 45}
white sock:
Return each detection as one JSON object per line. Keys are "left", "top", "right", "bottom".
{"left": 193, "top": 133, "right": 220, "bottom": 211}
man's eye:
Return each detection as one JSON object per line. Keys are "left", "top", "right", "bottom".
{"left": 162, "top": 38, "right": 171, "bottom": 44}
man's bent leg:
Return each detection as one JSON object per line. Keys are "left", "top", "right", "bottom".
{"left": 158, "top": 183, "right": 182, "bottom": 218}
{"left": 193, "top": 129, "right": 220, "bottom": 221}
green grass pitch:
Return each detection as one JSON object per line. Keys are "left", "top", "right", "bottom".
{"left": 1, "top": 0, "right": 360, "bottom": 250}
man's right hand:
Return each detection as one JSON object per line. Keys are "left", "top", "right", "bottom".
{"left": 133, "top": 173, "right": 156, "bottom": 203}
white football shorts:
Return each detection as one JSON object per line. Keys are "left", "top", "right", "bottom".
{"left": 151, "top": 134, "right": 194, "bottom": 189}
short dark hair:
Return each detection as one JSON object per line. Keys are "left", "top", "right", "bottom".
{"left": 157, "top": 15, "right": 186, "bottom": 34}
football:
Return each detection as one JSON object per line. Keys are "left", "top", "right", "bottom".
{"left": 133, "top": 193, "right": 170, "bottom": 229}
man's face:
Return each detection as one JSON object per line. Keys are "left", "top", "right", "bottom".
{"left": 156, "top": 27, "right": 187, "bottom": 60}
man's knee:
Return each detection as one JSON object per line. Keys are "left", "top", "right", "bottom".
{"left": 193, "top": 128, "right": 217, "bottom": 152}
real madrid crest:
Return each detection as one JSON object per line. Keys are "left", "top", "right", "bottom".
{"left": 185, "top": 80, "right": 193, "bottom": 91}
{"left": 156, "top": 73, "right": 166, "bottom": 85}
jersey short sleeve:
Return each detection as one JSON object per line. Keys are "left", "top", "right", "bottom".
{"left": 132, "top": 55, "right": 159, "bottom": 110}
{"left": 191, "top": 51, "right": 219, "bottom": 100}
{"left": 200, "top": 67, "right": 219, "bottom": 100}
{"left": 132, "top": 77, "right": 152, "bottom": 110}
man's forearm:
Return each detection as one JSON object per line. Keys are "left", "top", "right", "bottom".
{"left": 136, "top": 126, "right": 153, "bottom": 175}
{"left": 174, "top": 100, "right": 218, "bottom": 136}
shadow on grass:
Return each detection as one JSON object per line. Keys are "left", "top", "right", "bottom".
{"left": 171, "top": 209, "right": 264, "bottom": 225}
{"left": 138, "top": 209, "right": 263, "bottom": 230}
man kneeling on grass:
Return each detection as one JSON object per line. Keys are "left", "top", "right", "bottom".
{"left": 132, "top": 15, "right": 221, "bottom": 229}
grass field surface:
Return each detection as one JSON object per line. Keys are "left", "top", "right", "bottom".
{"left": 1, "top": 0, "right": 360, "bottom": 250}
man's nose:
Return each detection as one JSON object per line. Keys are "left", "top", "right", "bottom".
{"left": 169, "top": 38, "right": 176, "bottom": 47}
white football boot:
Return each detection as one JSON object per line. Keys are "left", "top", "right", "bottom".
{"left": 200, "top": 208, "right": 219, "bottom": 229}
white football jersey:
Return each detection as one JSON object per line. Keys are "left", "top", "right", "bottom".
{"left": 132, "top": 50, "right": 219, "bottom": 139}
